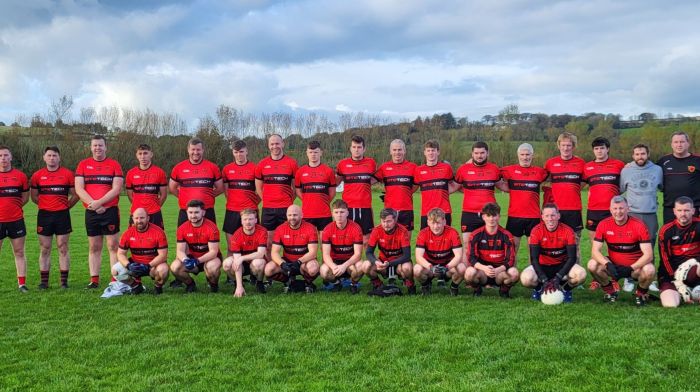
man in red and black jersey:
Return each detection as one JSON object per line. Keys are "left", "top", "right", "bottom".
{"left": 336, "top": 135, "right": 377, "bottom": 246}
{"left": 265, "top": 204, "right": 319, "bottom": 293}
{"left": 171, "top": 200, "right": 223, "bottom": 293}
{"left": 455, "top": 141, "right": 507, "bottom": 251}
{"left": 544, "top": 132, "right": 585, "bottom": 234}
{"left": 125, "top": 144, "right": 167, "bottom": 228}
{"left": 112, "top": 208, "right": 169, "bottom": 295}
{"left": 464, "top": 202, "right": 519, "bottom": 298}
{"left": 588, "top": 196, "right": 655, "bottom": 305}
{"left": 75, "top": 135, "right": 124, "bottom": 289}
{"left": 414, "top": 208, "right": 464, "bottom": 296}
{"left": 169, "top": 137, "right": 223, "bottom": 226}
{"left": 222, "top": 140, "right": 260, "bottom": 254}
{"left": 295, "top": 140, "right": 336, "bottom": 231}
{"left": 223, "top": 208, "right": 267, "bottom": 297}
{"left": 0, "top": 146, "right": 30, "bottom": 292}
{"left": 320, "top": 200, "right": 364, "bottom": 294}
{"left": 500, "top": 143, "right": 548, "bottom": 255}
{"left": 255, "top": 134, "right": 298, "bottom": 251}
{"left": 360, "top": 208, "right": 416, "bottom": 294}
{"left": 30, "top": 146, "right": 79, "bottom": 289}
{"left": 658, "top": 132, "right": 700, "bottom": 223}
{"left": 414, "top": 140, "right": 460, "bottom": 230}
{"left": 657, "top": 197, "right": 700, "bottom": 307}
{"left": 520, "top": 204, "right": 586, "bottom": 302}
{"left": 583, "top": 136, "right": 625, "bottom": 240}
{"left": 374, "top": 139, "right": 418, "bottom": 231}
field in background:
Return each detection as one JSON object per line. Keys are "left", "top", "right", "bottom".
{"left": 1, "top": 191, "right": 697, "bottom": 391}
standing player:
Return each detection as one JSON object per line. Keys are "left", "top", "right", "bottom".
{"left": 520, "top": 204, "right": 587, "bottom": 302}
{"left": 414, "top": 140, "right": 459, "bottom": 230}
{"left": 500, "top": 143, "right": 548, "bottom": 255}
{"left": 336, "top": 135, "right": 376, "bottom": 252}
{"left": 264, "top": 204, "right": 319, "bottom": 293}
{"left": 222, "top": 140, "right": 260, "bottom": 255}
{"left": 587, "top": 196, "right": 655, "bottom": 305}
{"left": 111, "top": 208, "right": 169, "bottom": 294}
{"left": 414, "top": 208, "right": 464, "bottom": 296}
{"left": 454, "top": 141, "right": 506, "bottom": 251}
{"left": 360, "top": 208, "right": 416, "bottom": 294}
{"left": 658, "top": 132, "right": 700, "bottom": 223}
{"left": 222, "top": 208, "right": 267, "bottom": 297}
{"left": 320, "top": 200, "right": 364, "bottom": 294}
{"left": 544, "top": 132, "right": 585, "bottom": 242}
{"left": 255, "top": 134, "right": 298, "bottom": 250}
{"left": 464, "top": 203, "right": 519, "bottom": 298}
{"left": 125, "top": 144, "right": 167, "bottom": 228}
{"left": 169, "top": 137, "right": 223, "bottom": 226}
{"left": 657, "top": 197, "right": 700, "bottom": 307}
{"left": 75, "top": 135, "right": 123, "bottom": 289}
{"left": 30, "top": 146, "right": 79, "bottom": 289}
{"left": 295, "top": 141, "right": 336, "bottom": 231}
{"left": 170, "top": 200, "right": 223, "bottom": 293}
{"left": 374, "top": 139, "right": 418, "bottom": 231}
{"left": 0, "top": 146, "right": 30, "bottom": 292}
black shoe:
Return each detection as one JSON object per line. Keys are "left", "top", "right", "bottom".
{"left": 604, "top": 291, "right": 619, "bottom": 303}
{"left": 473, "top": 286, "right": 483, "bottom": 297}
{"left": 85, "top": 282, "right": 99, "bottom": 289}
{"left": 249, "top": 275, "right": 258, "bottom": 285}
{"left": 185, "top": 283, "right": 197, "bottom": 293}
{"left": 407, "top": 285, "right": 417, "bottom": 295}
{"left": 305, "top": 282, "right": 316, "bottom": 294}
{"left": 60, "top": 283, "right": 69, "bottom": 289}
{"left": 38, "top": 282, "right": 49, "bottom": 290}
{"left": 18, "top": 285, "right": 29, "bottom": 293}
{"left": 154, "top": 286, "right": 163, "bottom": 295}
{"left": 450, "top": 285, "right": 459, "bottom": 296}
{"left": 421, "top": 284, "right": 432, "bottom": 296}
{"left": 225, "top": 277, "right": 235, "bottom": 286}
{"left": 635, "top": 293, "right": 648, "bottom": 307}
{"left": 330, "top": 280, "right": 342, "bottom": 292}
{"left": 170, "top": 279, "right": 184, "bottom": 288}
{"left": 350, "top": 284, "right": 359, "bottom": 295}
{"left": 256, "top": 281, "right": 267, "bottom": 294}
{"left": 210, "top": 284, "right": 219, "bottom": 293}
{"left": 131, "top": 284, "right": 145, "bottom": 295}
{"left": 437, "top": 279, "right": 446, "bottom": 288}
{"left": 499, "top": 290, "right": 511, "bottom": 299}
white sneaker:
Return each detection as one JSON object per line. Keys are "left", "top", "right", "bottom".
{"left": 623, "top": 278, "right": 635, "bottom": 292}
{"left": 649, "top": 281, "right": 660, "bottom": 292}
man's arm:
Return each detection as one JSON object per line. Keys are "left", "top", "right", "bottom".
{"left": 591, "top": 239, "right": 611, "bottom": 266}
{"left": 255, "top": 179, "right": 264, "bottom": 201}
{"left": 415, "top": 247, "right": 432, "bottom": 269}
{"left": 631, "top": 242, "right": 653, "bottom": 270}
{"left": 150, "top": 248, "right": 168, "bottom": 267}
{"left": 343, "top": 243, "right": 363, "bottom": 267}
{"left": 74, "top": 177, "right": 93, "bottom": 206}
{"left": 448, "top": 180, "right": 461, "bottom": 194}
{"left": 271, "top": 244, "right": 284, "bottom": 266}
{"left": 239, "top": 246, "right": 267, "bottom": 262}
{"left": 446, "top": 247, "right": 463, "bottom": 269}
{"left": 20, "top": 190, "right": 29, "bottom": 206}
{"left": 117, "top": 247, "right": 130, "bottom": 267}
{"left": 168, "top": 179, "right": 179, "bottom": 197}
{"left": 67, "top": 188, "right": 80, "bottom": 208}
{"left": 556, "top": 244, "right": 578, "bottom": 279}
{"left": 198, "top": 241, "right": 221, "bottom": 263}
{"left": 92, "top": 177, "right": 124, "bottom": 208}
{"left": 158, "top": 185, "right": 168, "bottom": 206}
{"left": 387, "top": 246, "right": 411, "bottom": 267}
{"left": 298, "top": 242, "right": 318, "bottom": 264}
{"left": 126, "top": 189, "right": 134, "bottom": 203}
{"left": 365, "top": 244, "right": 378, "bottom": 264}
{"left": 30, "top": 188, "right": 39, "bottom": 205}
{"left": 176, "top": 242, "right": 189, "bottom": 261}
{"left": 213, "top": 178, "right": 224, "bottom": 197}
{"left": 321, "top": 243, "right": 335, "bottom": 267}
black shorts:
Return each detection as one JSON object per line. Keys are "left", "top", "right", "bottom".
{"left": 461, "top": 212, "right": 484, "bottom": 233}
{"left": 222, "top": 210, "right": 259, "bottom": 235}
{"left": 397, "top": 210, "right": 414, "bottom": 231}
{"left": 658, "top": 277, "right": 676, "bottom": 293}
{"left": 0, "top": 219, "right": 27, "bottom": 240}
{"left": 85, "top": 207, "right": 120, "bottom": 237}
{"left": 178, "top": 208, "right": 216, "bottom": 227}
{"left": 559, "top": 210, "right": 583, "bottom": 232}
{"left": 129, "top": 211, "right": 164, "bottom": 229}
{"left": 305, "top": 217, "right": 332, "bottom": 232}
{"left": 420, "top": 214, "right": 452, "bottom": 230}
{"left": 506, "top": 217, "right": 539, "bottom": 237}
{"left": 262, "top": 208, "right": 287, "bottom": 231}
{"left": 586, "top": 209, "right": 611, "bottom": 231}
{"left": 349, "top": 208, "right": 374, "bottom": 235}
{"left": 37, "top": 209, "right": 72, "bottom": 236}
{"left": 608, "top": 262, "right": 634, "bottom": 279}
{"left": 539, "top": 264, "right": 569, "bottom": 281}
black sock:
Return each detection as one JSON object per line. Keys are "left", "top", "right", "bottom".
{"left": 60, "top": 270, "right": 69, "bottom": 285}
{"left": 450, "top": 282, "right": 459, "bottom": 289}
{"left": 40, "top": 270, "right": 49, "bottom": 285}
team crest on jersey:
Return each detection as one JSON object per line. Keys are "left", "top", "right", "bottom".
{"left": 108, "top": 225, "right": 116, "bottom": 232}
{"left": 689, "top": 166, "right": 696, "bottom": 173}
{"left": 37, "top": 226, "right": 43, "bottom": 233}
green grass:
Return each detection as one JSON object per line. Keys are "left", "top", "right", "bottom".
{"left": 1, "top": 191, "right": 698, "bottom": 391}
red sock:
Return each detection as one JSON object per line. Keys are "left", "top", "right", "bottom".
{"left": 17, "top": 276, "right": 26, "bottom": 286}
{"left": 404, "top": 279, "right": 415, "bottom": 288}
{"left": 110, "top": 276, "right": 116, "bottom": 282}
{"left": 371, "top": 278, "right": 382, "bottom": 288}
{"left": 91, "top": 275, "right": 100, "bottom": 284}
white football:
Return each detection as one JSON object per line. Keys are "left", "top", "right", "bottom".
{"left": 691, "top": 286, "right": 700, "bottom": 302}
{"left": 541, "top": 289, "right": 564, "bottom": 305}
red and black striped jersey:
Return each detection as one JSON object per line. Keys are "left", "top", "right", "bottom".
{"left": 368, "top": 224, "right": 411, "bottom": 262}
{"left": 119, "top": 223, "right": 168, "bottom": 265}
{"left": 176, "top": 218, "right": 220, "bottom": 258}
{"left": 415, "top": 162, "right": 454, "bottom": 215}
{"left": 544, "top": 156, "right": 585, "bottom": 210}
{"left": 272, "top": 221, "right": 318, "bottom": 262}
{"left": 528, "top": 222, "right": 576, "bottom": 266}
{"left": 500, "top": 164, "right": 548, "bottom": 219}
{"left": 229, "top": 224, "right": 268, "bottom": 256}
{"left": 455, "top": 162, "right": 501, "bottom": 213}
{"left": 30, "top": 166, "right": 73, "bottom": 212}
{"left": 75, "top": 157, "right": 123, "bottom": 208}
{"left": 322, "top": 220, "right": 363, "bottom": 263}
{"left": 469, "top": 225, "right": 516, "bottom": 268}
{"left": 658, "top": 218, "right": 700, "bottom": 280}
{"left": 255, "top": 155, "right": 298, "bottom": 209}
{"left": 594, "top": 216, "right": 650, "bottom": 267}
{"left": 125, "top": 164, "right": 167, "bottom": 214}
{"left": 222, "top": 161, "right": 260, "bottom": 211}
{"left": 170, "top": 159, "right": 221, "bottom": 210}
{"left": 0, "top": 168, "right": 29, "bottom": 222}
{"left": 416, "top": 225, "right": 461, "bottom": 265}
{"left": 374, "top": 160, "right": 417, "bottom": 212}
{"left": 336, "top": 157, "right": 376, "bottom": 209}
{"left": 583, "top": 159, "right": 625, "bottom": 211}
{"left": 295, "top": 163, "right": 336, "bottom": 219}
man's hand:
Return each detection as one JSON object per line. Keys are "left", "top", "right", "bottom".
{"left": 375, "top": 260, "right": 388, "bottom": 271}
{"left": 234, "top": 286, "right": 246, "bottom": 298}
{"left": 606, "top": 262, "right": 619, "bottom": 280}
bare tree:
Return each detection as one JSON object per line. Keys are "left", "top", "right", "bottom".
{"left": 50, "top": 95, "right": 74, "bottom": 125}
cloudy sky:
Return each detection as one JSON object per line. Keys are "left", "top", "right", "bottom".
{"left": 1, "top": 0, "right": 699, "bottom": 128}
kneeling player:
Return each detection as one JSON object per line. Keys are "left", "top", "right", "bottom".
{"left": 520, "top": 203, "right": 586, "bottom": 302}
{"left": 112, "top": 208, "right": 169, "bottom": 294}
{"left": 264, "top": 205, "right": 320, "bottom": 293}
{"left": 587, "top": 196, "right": 655, "bottom": 305}
{"left": 360, "top": 208, "right": 416, "bottom": 294}
{"left": 170, "top": 200, "right": 223, "bottom": 293}
{"left": 320, "top": 200, "right": 364, "bottom": 294}
{"left": 464, "top": 202, "right": 519, "bottom": 298}
{"left": 414, "top": 208, "right": 464, "bottom": 295}
{"left": 658, "top": 196, "right": 700, "bottom": 307}
{"left": 223, "top": 208, "right": 268, "bottom": 297}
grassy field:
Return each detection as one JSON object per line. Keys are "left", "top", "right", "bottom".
{"left": 1, "top": 191, "right": 698, "bottom": 391}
